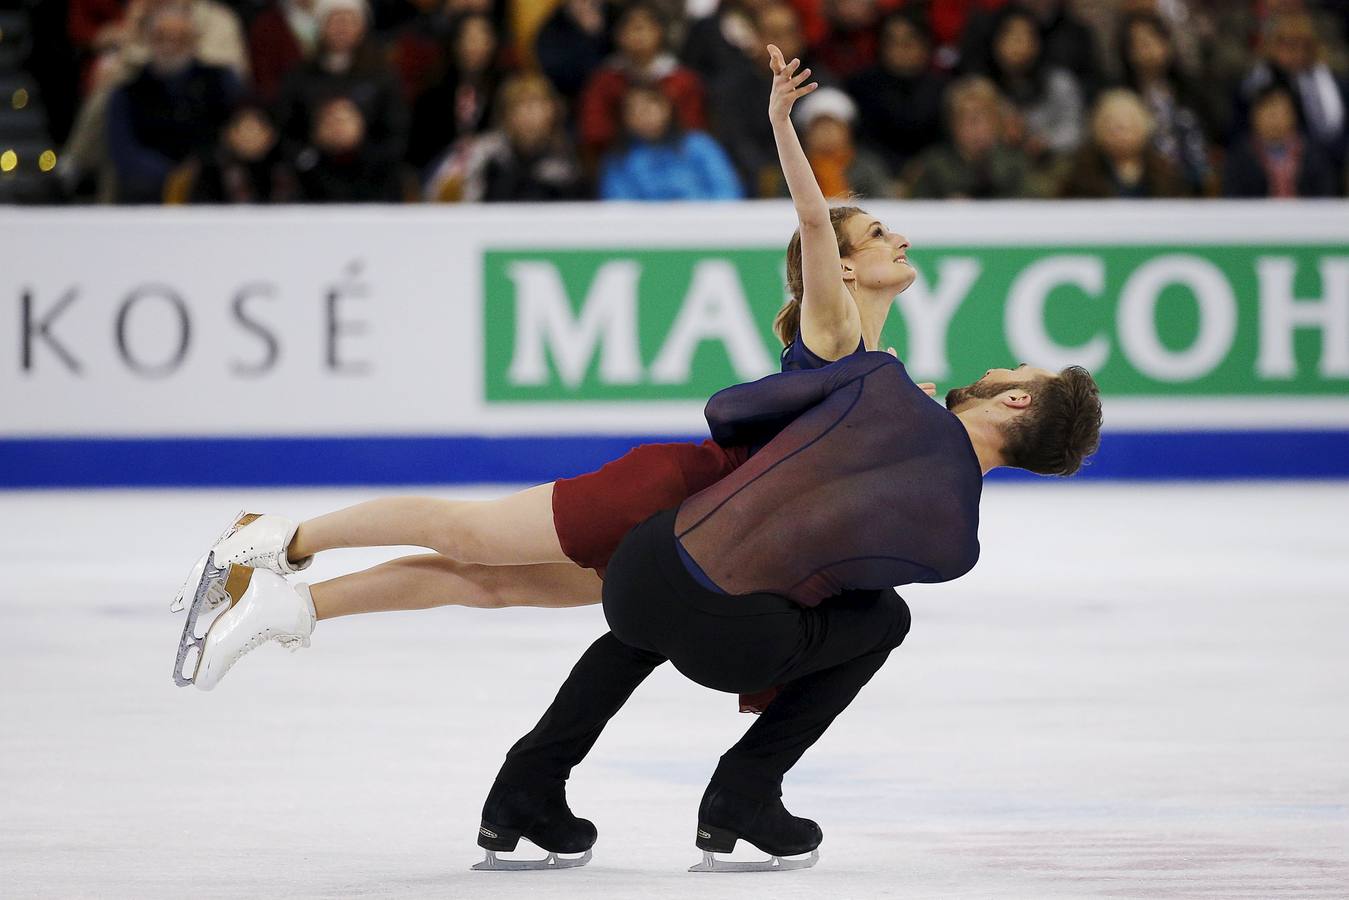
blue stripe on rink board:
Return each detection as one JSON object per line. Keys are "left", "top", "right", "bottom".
{"left": 1, "top": 431, "right": 1348, "bottom": 488}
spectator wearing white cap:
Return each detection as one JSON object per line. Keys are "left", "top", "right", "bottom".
{"left": 768, "top": 85, "right": 891, "bottom": 199}
{"left": 274, "top": 0, "right": 410, "bottom": 168}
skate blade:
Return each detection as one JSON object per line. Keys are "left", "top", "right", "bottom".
{"left": 170, "top": 511, "right": 255, "bottom": 611}
{"left": 688, "top": 849, "right": 818, "bottom": 873}
{"left": 171, "top": 552, "right": 234, "bottom": 687}
{"left": 471, "top": 849, "right": 592, "bottom": 871}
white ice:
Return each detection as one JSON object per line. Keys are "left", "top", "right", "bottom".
{"left": 2, "top": 483, "right": 1347, "bottom": 898}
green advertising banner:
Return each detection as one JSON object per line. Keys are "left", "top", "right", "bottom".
{"left": 484, "top": 245, "right": 1349, "bottom": 402}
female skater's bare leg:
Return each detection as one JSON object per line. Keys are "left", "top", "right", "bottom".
{"left": 308, "top": 553, "right": 603, "bottom": 620}
{"left": 288, "top": 483, "right": 565, "bottom": 567}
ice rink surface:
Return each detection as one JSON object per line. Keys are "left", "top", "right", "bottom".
{"left": 2, "top": 482, "right": 1347, "bottom": 899}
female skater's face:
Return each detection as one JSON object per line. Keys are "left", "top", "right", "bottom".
{"left": 843, "top": 217, "right": 915, "bottom": 294}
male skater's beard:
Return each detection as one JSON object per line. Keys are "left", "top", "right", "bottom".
{"left": 945, "top": 379, "right": 1040, "bottom": 411}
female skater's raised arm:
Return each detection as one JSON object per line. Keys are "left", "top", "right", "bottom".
{"left": 767, "top": 43, "right": 861, "bottom": 360}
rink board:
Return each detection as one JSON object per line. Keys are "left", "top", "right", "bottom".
{"left": 3, "top": 202, "right": 1347, "bottom": 485}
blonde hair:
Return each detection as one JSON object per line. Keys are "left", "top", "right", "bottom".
{"left": 775, "top": 206, "right": 866, "bottom": 347}
{"left": 1091, "top": 88, "right": 1155, "bottom": 144}
{"left": 495, "top": 72, "right": 559, "bottom": 122}
{"left": 945, "top": 75, "right": 1002, "bottom": 121}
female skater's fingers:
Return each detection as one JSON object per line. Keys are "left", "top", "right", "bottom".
{"left": 790, "top": 67, "right": 812, "bottom": 87}
{"left": 784, "top": 57, "right": 800, "bottom": 77}
{"left": 767, "top": 43, "right": 783, "bottom": 72}
{"left": 918, "top": 382, "right": 937, "bottom": 397}
{"left": 793, "top": 82, "right": 819, "bottom": 99}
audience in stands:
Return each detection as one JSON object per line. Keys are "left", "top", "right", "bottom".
{"left": 903, "top": 75, "right": 1032, "bottom": 199}
{"left": 970, "top": 5, "right": 1085, "bottom": 164}
{"left": 1223, "top": 83, "right": 1339, "bottom": 198}
{"left": 783, "top": 86, "right": 890, "bottom": 198}
{"left": 1116, "top": 11, "right": 1213, "bottom": 194}
{"left": 247, "top": 0, "right": 316, "bottom": 104}
{"left": 687, "top": 0, "right": 779, "bottom": 193}
{"left": 962, "top": 0, "right": 1100, "bottom": 100}
{"left": 106, "top": 5, "right": 241, "bottom": 202}
{"left": 810, "top": 0, "right": 882, "bottom": 80}
{"left": 406, "top": 12, "right": 501, "bottom": 170}
{"left": 535, "top": 0, "right": 612, "bottom": 103}
{"left": 169, "top": 99, "right": 298, "bottom": 202}
{"left": 294, "top": 95, "right": 405, "bottom": 201}
{"left": 599, "top": 83, "right": 742, "bottom": 200}
{"left": 71, "top": 0, "right": 248, "bottom": 92}
{"left": 426, "top": 73, "right": 584, "bottom": 202}
{"left": 1059, "top": 89, "right": 1190, "bottom": 198}
{"left": 579, "top": 2, "right": 707, "bottom": 161}
{"left": 22, "top": 0, "right": 1349, "bottom": 203}
{"left": 274, "top": 0, "right": 408, "bottom": 169}
{"left": 847, "top": 10, "right": 947, "bottom": 173}
{"left": 1237, "top": 11, "right": 1348, "bottom": 174}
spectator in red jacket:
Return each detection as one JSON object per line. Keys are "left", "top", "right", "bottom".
{"left": 577, "top": 1, "right": 707, "bottom": 161}
{"left": 247, "top": 0, "right": 319, "bottom": 105}
{"left": 809, "top": 0, "right": 883, "bottom": 80}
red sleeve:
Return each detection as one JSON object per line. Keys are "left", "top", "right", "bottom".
{"left": 664, "top": 68, "right": 707, "bottom": 131}
{"left": 390, "top": 30, "right": 442, "bottom": 104}
{"left": 68, "top": 0, "right": 125, "bottom": 51}
{"left": 248, "top": 10, "right": 304, "bottom": 105}
{"left": 578, "top": 67, "right": 627, "bottom": 155}
{"left": 925, "top": 0, "right": 1008, "bottom": 49}
{"left": 787, "top": 0, "right": 828, "bottom": 47}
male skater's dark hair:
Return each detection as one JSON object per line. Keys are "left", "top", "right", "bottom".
{"left": 1001, "top": 366, "right": 1102, "bottom": 477}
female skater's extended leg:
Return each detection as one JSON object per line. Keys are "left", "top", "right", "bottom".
{"left": 186, "top": 556, "right": 602, "bottom": 689}
{"left": 309, "top": 554, "right": 603, "bottom": 620}
{"left": 288, "top": 484, "right": 566, "bottom": 566}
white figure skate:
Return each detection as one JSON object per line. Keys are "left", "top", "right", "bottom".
{"left": 172, "top": 562, "right": 315, "bottom": 689}
{"left": 170, "top": 512, "right": 311, "bottom": 613}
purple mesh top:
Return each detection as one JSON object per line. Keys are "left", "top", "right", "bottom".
{"left": 675, "top": 352, "right": 983, "bottom": 606}
{"left": 780, "top": 335, "right": 867, "bottom": 372}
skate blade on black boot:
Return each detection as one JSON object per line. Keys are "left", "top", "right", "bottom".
{"left": 472, "top": 822, "right": 592, "bottom": 871}
{"left": 688, "top": 824, "right": 820, "bottom": 873}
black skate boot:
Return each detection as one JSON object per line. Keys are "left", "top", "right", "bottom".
{"left": 689, "top": 783, "right": 822, "bottom": 872}
{"left": 472, "top": 780, "right": 596, "bottom": 870}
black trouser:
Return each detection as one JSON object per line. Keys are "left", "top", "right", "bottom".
{"left": 494, "top": 509, "right": 912, "bottom": 801}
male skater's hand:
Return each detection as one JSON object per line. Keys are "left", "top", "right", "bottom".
{"left": 767, "top": 44, "right": 818, "bottom": 122}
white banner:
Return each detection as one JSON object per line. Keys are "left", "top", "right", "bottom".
{"left": 4, "top": 201, "right": 1348, "bottom": 438}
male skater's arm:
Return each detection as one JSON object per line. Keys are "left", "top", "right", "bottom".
{"left": 705, "top": 352, "right": 893, "bottom": 447}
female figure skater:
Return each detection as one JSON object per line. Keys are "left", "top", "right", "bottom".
{"left": 173, "top": 44, "right": 925, "bottom": 691}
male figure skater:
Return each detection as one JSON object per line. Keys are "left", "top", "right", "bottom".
{"left": 474, "top": 351, "right": 1102, "bottom": 871}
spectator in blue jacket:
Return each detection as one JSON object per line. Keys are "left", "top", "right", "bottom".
{"left": 600, "top": 83, "right": 744, "bottom": 201}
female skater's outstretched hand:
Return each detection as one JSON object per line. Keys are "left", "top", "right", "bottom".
{"left": 767, "top": 43, "right": 818, "bottom": 122}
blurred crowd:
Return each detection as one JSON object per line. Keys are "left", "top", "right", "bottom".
{"left": 12, "top": 0, "right": 1349, "bottom": 203}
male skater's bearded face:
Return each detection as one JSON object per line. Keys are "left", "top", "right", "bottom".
{"left": 945, "top": 365, "right": 1054, "bottom": 411}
